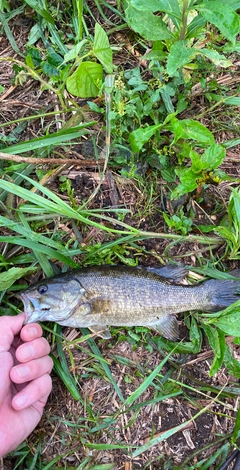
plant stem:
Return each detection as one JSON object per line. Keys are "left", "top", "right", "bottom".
{"left": 179, "top": 0, "right": 189, "bottom": 40}
{"left": 77, "top": 0, "right": 83, "bottom": 40}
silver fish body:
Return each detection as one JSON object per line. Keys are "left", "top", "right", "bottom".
{"left": 21, "top": 265, "right": 240, "bottom": 341}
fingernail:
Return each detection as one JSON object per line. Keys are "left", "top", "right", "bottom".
{"left": 15, "top": 394, "right": 28, "bottom": 408}
{"left": 19, "top": 345, "right": 35, "bottom": 360}
{"left": 15, "top": 365, "right": 30, "bottom": 378}
{"left": 26, "top": 326, "right": 38, "bottom": 339}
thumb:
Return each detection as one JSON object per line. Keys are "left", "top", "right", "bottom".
{"left": 0, "top": 313, "right": 25, "bottom": 353}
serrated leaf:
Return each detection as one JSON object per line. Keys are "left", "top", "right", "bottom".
{"left": 175, "top": 167, "right": 198, "bottom": 191}
{"left": 129, "top": 123, "right": 162, "bottom": 152}
{"left": 190, "top": 150, "right": 206, "bottom": 173}
{"left": 178, "top": 119, "right": 215, "bottom": 144}
{"left": 167, "top": 41, "right": 196, "bottom": 77}
{"left": 66, "top": 61, "right": 103, "bottom": 98}
{"left": 0, "top": 267, "right": 36, "bottom": 292}
{"left": 196, "top": 2, "right": 239, "bottom": 44}
{"left": 201, "top": 144, "right": 226, "bottom": 169}
{"left": 125, "top": 2, "right": 174, "bottom": 40}
{"left": 168, "top": 118, "right": 215, "bottom": 145}
{"left": 93, "top": 23, "right": 113, "bottom": 74}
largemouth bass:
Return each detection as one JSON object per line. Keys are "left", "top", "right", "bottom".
{"left": 21, "top": 265, "right": 240, "bottom": 341}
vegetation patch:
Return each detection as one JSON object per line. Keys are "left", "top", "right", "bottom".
{"left": 0, "top": 0, "right": 239, "bottom": 468}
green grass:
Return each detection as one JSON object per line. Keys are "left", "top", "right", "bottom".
{"left": 0, "top": 0, "right": 240, "bottom": 467}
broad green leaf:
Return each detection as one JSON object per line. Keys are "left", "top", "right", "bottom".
{"left": 186, "top": 14, "right": 207, "bottom": 39}
{"left": 196, "top": 2, "right": 239, "bottom": 44}
{"left": 0, "top": 266, "right": 36, "bottom": 292}
{"left": 62, "top": 40, "right": 88, "bottom": 64}
{"left": 27, "top": 24, "right": 42, "bottom": 46}
{"left": 169, "top": 118, "right": 215, "bottom": 145}
{"left": 214, "top": 226, "right": 237, "bottom": 244}
{"left": 177, "top": 119, "right": 214, "bottom": 144}
{"left": 201, "top": 324, "right": 226, "bottom": 376}
{"left": 159, "top": 87, "right": 175, "bottom": 113}
{"left": 129, "top": 123, "right": 162, "bottom": 152}
{"left": 224, "top": 344, "right": 240, "bottom": 379}
{"left": 229, "top": 187, "right": 240, "bottom": 226}
{"left": 223, "top": 41, "right": 240, "bottom": 53}
{"left": 131, "top": 0, "right": 181, "bottom": 17}
{"left": 167, "top": 41, "right": 195, "bottom": 77}
{"left": 220, "top": 0, "right": 240, "bottom": 10}
{"left": 190, "top": 150, "right": 206, "bottom": 173}
{"left": 201, "top": 144, "right": 226, "bottom": 169}
{"left": 207, "top": 303, "right": 240, "bottom": 337}
{"left": 217, "top": 312, "right": 240, "bottom": 337}
{"left": 189, "top": 316, "right": 202, "bottom": 351}
{"left": 174, "top": 168, "right": 198, "bottom": 191}
{"left": 66, "top": 61, "right": 103, "bottom": 98}
{"left": 125, "top": 2, "right": 174, "bottom": 40}
{"left": 93, "top": 23, "right": 113, "bottom": 74}
{"left": 197, "top": 48, "right": 232, "bottom": 68}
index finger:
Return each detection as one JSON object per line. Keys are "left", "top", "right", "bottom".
{"left": 0, "top": 313, "right": 26, "bottom": 353}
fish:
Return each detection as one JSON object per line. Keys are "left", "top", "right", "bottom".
{"left": 20, "top": 265, "right": 240, "bottom": 341}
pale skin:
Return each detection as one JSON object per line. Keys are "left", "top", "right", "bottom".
{"left": 0, "top": 313, "right": 53, "bottom": 458}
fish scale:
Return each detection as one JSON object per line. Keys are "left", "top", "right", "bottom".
{"left": 21, "top": 265, "right": 240, "bottom": 341}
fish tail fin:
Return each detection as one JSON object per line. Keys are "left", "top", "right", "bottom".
{"left": 204, "top": 279, "right": 240, "bottom": 312}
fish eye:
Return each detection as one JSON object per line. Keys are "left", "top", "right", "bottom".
{"left": 38, "top": 284, "right": 48, "bottom": 294}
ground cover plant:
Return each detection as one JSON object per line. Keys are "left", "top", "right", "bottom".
{"left": 0, "top": 0, "right": 240, "bottom": 468}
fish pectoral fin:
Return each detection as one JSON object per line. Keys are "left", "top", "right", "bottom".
{"left": 89, "top": 325, "right": 112, "bottom": 339}
{"left": 150, "top": 315, "right": 179, "bottom": 341}
{"left": 145, "top": 264, "right": 188, "bottom": 283}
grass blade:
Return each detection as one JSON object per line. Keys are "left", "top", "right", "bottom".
{"left": 0, "top": 124, "right": 96, "bottom": 154}
{"left": 0, "top": 236, "right": 80, "bottom": 267}
{"left": 81, "top": 328, "right": 125, "bottom": 402}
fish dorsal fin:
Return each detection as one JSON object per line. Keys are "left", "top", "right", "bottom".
{"left": 150, "top": 315, "right": 179, "bottom": 341}
{"left": 144, "top": 264, "right": 188, "bottom": 283}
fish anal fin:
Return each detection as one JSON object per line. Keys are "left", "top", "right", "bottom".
{"left": 89, "top": 325, "right": 112, "bottom": 339}
{"left": 150, "top": 315, "right": 179, "bottom": 341}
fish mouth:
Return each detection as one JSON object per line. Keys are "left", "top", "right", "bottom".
{"left": 20, "top": 293, "right": 42, "bottom": 324}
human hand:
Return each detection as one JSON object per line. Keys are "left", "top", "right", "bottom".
{"left": 0, "top": 313, "right": 53, "bottom": 457}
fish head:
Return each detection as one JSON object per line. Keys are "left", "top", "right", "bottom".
{"left": 21, "top": 276, "right": 85, "bottom": 324}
